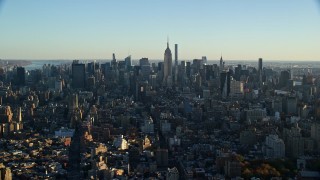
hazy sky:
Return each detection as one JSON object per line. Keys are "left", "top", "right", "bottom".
{"left": 0, "top": 0, "right": 319, "bottom": 61}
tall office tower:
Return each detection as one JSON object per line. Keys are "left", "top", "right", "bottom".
{"left": 193, "top": 59, "right": 202, "bottom": 73}
{"left": 112, "top": 53, "right": 116, "bottom": 62}
{"left": 139, "top": 58, "right": 151, "bottom": 81}
{"left": 72, "top": 60, "right": 86, "bottom": 89}
{"left": 174, "top": 44, "right": 178, "bottom": 84}
{"left": 258, "top": 58, "right": 263, "bottom": 86}
{"left": 180, "top": 61, "right": 186, "bottom": 74}
{"left": 156, "top": 62, "right": 164, "bottom": 82}
{"left": 125, "top": 55, "right": 132, "bottom": 70}
{"left": 112, "top": 53, "right": 117, "bottom": 70}
{"left": 234, "top": 64, "right": 242, "bottom": 81}
{"left": 174, "top": 44, "right": 178, "bottom": 66}
{"left": 205, "top": 65, "right": 214, "bottom": 81}
{"left": 87, "top": 61, "right": 95, "bottom": 75}
{"left": 16, "top": 67, "right": 25, "bottom": 86}
{"left": 202, "top": 56, "right": 207, "bottom": 64}
{"left": 279, "top": 70, "right": 290, "bottom": 88}
{"left": 163, "top": 41, "right": 172, "bottom": 86}
{"left": 258, "top": 58, "right": 263, "bottom": 72}
{"left": 174, "top": 65, "right": 178, "bottom": 85}
{"left": 219, "top": 56, "right": 224, "bottom": 72}
{"left": 179, "top": 61, "right": 186, "bottom": 84}
{"left": 139, "top": 57, "right": 150, "bottom": 66}
{"left": 186, "top": 62, "right": 191, "bottom": 78}
{"left": 220, "top": 71, "right": 231, "bottom": 98}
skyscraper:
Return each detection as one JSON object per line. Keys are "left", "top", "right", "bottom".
{"left": 139, "top": 58, "right": 150, "bottom": 67}
{"left": 112, "top": 53, "right": 116, "bottom": 62}
{"left": 219, "top": 56, "right": 224, "bottom": 73}
{"left": 279, "top": 70, "right": 290, "bottom": 88}
{"left": 112, "top": 53, "right": 117, "bottom": 69}
{"left": 175, "top": 44, "right": 178, "bottom": 66}
{"left": 220, "top": 71, "right": 231, "bottom": 98}
{"left": 258, "top": 58, "right": 263, "bottom": 72}
{"left": 87, "top": 61, "right": 95, "bottom": 75}
{"left": 186, "top": 62, "right": 191, "bottom": 78}
{"left": 163, "top": 41, "right": 172, "bottom": 86}
{"left": 16, "top": 67, "right": 25, "bottom": 86}
{"left": 258, "top": 58, "right": 263, "bottom": 87}
{"left": 139, "top": 58, "right": 151, "bottom": 81}
{"left": 72, "top": 60, "right": 86, "bottom": 89}
{"left": 124, "top": 55, "right": 132, "bottom": 70}
{"left": 202, "top": 56, "right": 207, "bottom": 64}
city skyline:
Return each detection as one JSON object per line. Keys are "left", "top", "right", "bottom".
{"left": 1, "top": 14, "right": 320, "bottom": 177}
{"left": 0, "top": 0, "right": 320, "bottom": 60}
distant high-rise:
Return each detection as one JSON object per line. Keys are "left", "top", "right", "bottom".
{"left": 258, "top": 58, "right": 263, "bottom": 72}
{"left": 219, "top": 56, "right": 224, "bottom": 72}
{"left": 175, "top": 44, "right": 178, "bottom": 66}
{"left": 186, "top": 62, "right": 191, "bottom": 78}
{"left": 163, "top": 41, "right": 172, "bottom": 86}
{"left": 258, "top": 58, "right": 263, "bottom": 86}
{"left": 279, "top": 70, "right": 290, "bottom": 88}
{"left": 112, "top": 53, "right": 117, "bottom": 69}
{"left": 72, "top": 60, "right": 86, "bottom": 89}
{"left": 139, "top": 58, "right": 151, "bottom": 81}
{"left": 87, "top": 61, "right": 95, "bottom": 75}
{"left": 234, "top": 64, "right": 242, "bottom": 81}
{"left": 202, "top": 56, "right": 207, "bottom": 64}
{"left": 180, "top": 61, "right": 186, "bottom": 72}
{"left": 220, "top": 71, "right": 231, "bottom": 98}
{"left": 112, "top": 53, "right": 116, "bottom": 62}
{"left": 124, "top": 55, "right": 132, "bottom": 70}
{"left": 16, "top": 67, "right": 25, "bottom": 86}
{"left": 139, "top": 58, "right": 150, "bottom": 66}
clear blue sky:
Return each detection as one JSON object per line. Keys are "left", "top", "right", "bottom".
{"left": 0, "top": 0, "right": 319, "bottom": 61}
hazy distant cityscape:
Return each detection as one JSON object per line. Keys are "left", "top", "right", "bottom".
{"left": 1, "top": 0, "right": 320, "bottom": 179}
{"left": 2, "top": 59, "right": 320, "bottom": 70}
{"left": 0, "top": 41, "right": 320, "bottom": 179}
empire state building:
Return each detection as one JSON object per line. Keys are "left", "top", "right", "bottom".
{"left": 163, "top": 41, "right": 172, "bottom": 86}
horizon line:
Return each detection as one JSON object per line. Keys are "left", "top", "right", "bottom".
{"left": 1, "top": 58, "right": 320, "bottom": 62}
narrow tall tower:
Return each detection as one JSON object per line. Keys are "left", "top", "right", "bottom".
{"left": 72, "top": 61, "right": 86, "bottom": 89}
{"left": 175, "top": 44, "right": 178, "bottom": 66}
{"left": 163, "top": 40, "right": 172, "bottom": 86}
{"left": 16, "top": 67, "right": 26, "bottom": 86}
{"left": 258, "top": 58, "right": 263, "bottom": 72}
{"left": 258, "top": 58, "right": 263, "bottom": 87}
{"left": 112, "top": 53, "right": 116, "bottom": 62}
{"left": 219, "top": 55, "right": 224, "bottom": 72}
